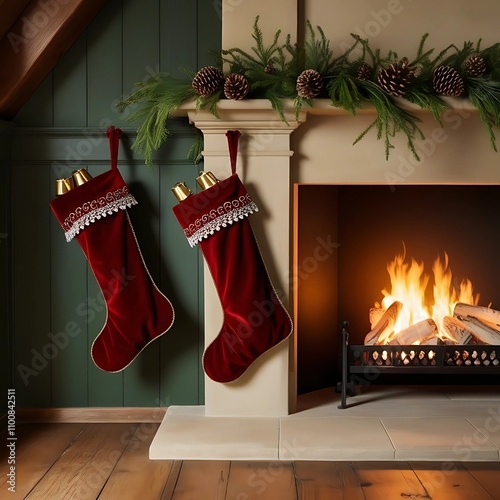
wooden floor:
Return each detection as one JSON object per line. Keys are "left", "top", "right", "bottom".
{"left": 1, "top": 423, "right": 500, "bottom": 499}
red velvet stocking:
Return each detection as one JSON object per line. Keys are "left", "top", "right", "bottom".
{"left": 172, "top": 130, "right": 292, "bottom": 383}
{"left": 50, "top": 126, "right": 175, "bottom": 372}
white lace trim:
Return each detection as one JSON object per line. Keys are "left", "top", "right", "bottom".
{"left": 62, "top": 187, "right": 137, "bottom": 242}
{"left": 184, "top": 195, "right": 259, "bottom": 247}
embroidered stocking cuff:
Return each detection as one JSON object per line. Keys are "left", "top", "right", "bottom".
{"left": 172, "top": 173, "right": 258, "bottom": 247}
{"left": 50, "top": 169, "right": 137, "bottom": 242}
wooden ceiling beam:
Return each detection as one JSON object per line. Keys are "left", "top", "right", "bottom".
{"left": 0, "top": 0, "right": 32, "bottom": 40}
{"left": 0, "top": 0, "right": 108, "bottom": 120}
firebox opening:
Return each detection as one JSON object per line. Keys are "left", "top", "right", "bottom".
{"left": 295, "top": 184, "right": 500, "bottom": 396}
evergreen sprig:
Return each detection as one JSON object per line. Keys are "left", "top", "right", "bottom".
{"left": 467, "top": 77, "right": 500, "bottom": 151}
{"left": 327, "top": 71, "right": 364, "bottom": 115}
{"left": 404, "top": 34, "right": 451, "bottom": 124}
{"left": 304, "top": 20, "right": 334, "bottom": 74}
{"left": 355, "top": 79, "right": 424, "bottom": 161}
{"left": 117, "top": 73, "right": 196, "bottom": 164}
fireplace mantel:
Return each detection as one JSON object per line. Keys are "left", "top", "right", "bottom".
{"left": 171, "top": 95, "right": 487, "bottom": 420}
{"left": 177, "top": 96, "right": 477, "bottom": 121}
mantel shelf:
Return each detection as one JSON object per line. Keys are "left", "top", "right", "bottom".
{"left": 175, "top": 97, "right": 477, "bottom": 125}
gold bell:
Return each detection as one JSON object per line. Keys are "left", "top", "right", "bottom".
{"left": 55, "top": 176, "right": 75, "bottom": 196}
{"left": 195, "top": 171, "right": 219, "bottom": 190}
{"left": 172, "top": 182, "right": 193, "bottom": 202}
{"left": 72, "top": 168, "right": 93, "bottom": 186}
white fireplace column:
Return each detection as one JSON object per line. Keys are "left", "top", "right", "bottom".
{"left": 185, "top": 101, "right": 304, "bottom": 416}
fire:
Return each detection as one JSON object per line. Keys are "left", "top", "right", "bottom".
{"left": 378, "top": 248, "right": 479, "bottom": 343}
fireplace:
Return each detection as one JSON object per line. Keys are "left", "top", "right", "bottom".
{"left": 295, "top": 183, "right": 500, "bottom": 394}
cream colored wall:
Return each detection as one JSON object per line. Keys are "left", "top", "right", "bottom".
{"left": 297, "top": 0, "right": 500, "bottom": 184}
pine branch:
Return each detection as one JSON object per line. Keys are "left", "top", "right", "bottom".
{"left": 250, "top": 15, "right": 283, "bottom": 64}
{"left": 355, "top": 79, "right": 423, "bottom": 161}
{"left": 196, "top": 90, "right": 223, "bottom": 118}
{"left": 467, "top": 77, "right": 500, "bottom": 151}
{"left": 265, "top": 88, "right": 288, "bottom": 123}
{"left": 187, "top": 127, "right": 204, "bottom": 164}
{"left": 406, "top": 87, "right": 449, "bottom": 124}
{"left": 117, "top": 74, "right": 196, "bottom": 164}
{"left": 441, "top": 41, "right": 475, "bottom": 70}
{"left": 304, "top": 20, "right": 334, "bottom": 74}
{"left": 327, "top": 71, "right": 364, "bottom": 115}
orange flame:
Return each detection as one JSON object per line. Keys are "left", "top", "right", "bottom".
{"left": 378, "top": 247, "right": 479, "bottom": 343}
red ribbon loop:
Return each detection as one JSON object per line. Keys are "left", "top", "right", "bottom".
{"left": 107, "top": 126, "right": 122, "bottom": 170}
{"left": 226, "top": 130, "right": 241, "bottom": 175}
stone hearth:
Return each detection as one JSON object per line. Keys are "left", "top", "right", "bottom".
{"left": 151, "top": 387, "right": 500, "bottom": 461}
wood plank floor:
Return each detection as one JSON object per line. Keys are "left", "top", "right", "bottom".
{"left": 1, "top": 423, "right": 500, "bottom": 499}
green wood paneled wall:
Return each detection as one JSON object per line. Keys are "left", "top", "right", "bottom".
{"left": 1, "top": 121, "right": 14, "bottom": 410}
{"left": 10, "top": 0, "right": 221, "bottom": 408}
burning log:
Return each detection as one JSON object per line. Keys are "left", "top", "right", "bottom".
{"left": 454, "top": 303, "right": 500, "bottom": 328}
{"left": 442, "top": 316, "right": 473, "bottom": 345}
{"left": 420, "top": 336, "right": 443, "bottom": 345}
{"left": 456, "top": 315, "right": 500, "bottom": 345}
{"left": 388, "top": 318, "right": 438, "bottom": 345}
{"left": 364, "top": 301, "right": 402, "bottom": 345}
{"left": 369, "top": 307, "right": 385, "bottom": 329}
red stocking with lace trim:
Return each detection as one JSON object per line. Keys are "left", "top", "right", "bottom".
{"left": 50, "top": 126, "right": 175, "bottom": 372}
{"left": 172, "top": 130, "right": 292, "bottom": 383}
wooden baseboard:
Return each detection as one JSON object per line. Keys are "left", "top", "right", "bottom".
{"left": 17, "top": 407, "right": 167, "bottom": 424}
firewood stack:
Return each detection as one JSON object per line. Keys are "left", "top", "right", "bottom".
{"left": 364, "top": 302, "right": 500, "bottom": 346}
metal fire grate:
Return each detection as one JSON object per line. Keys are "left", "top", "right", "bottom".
{"left": 338, "top": 322, "right": 500, "bottom": 409}
{"left": 350, "top": 345, "right": 500, "bottom": 369}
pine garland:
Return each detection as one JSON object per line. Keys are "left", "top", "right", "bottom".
{"left": 117, "top": 17, "right": 500, "bottom": 165}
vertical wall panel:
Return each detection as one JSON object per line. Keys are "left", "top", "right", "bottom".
{"left": 49, "top": 168, "right": 89, "bottom": 407}
{"left": 11, "top": 162, "right": 52, "bottom": 406}
{"left": 87, "top": 0, "right": 125, "bottom": 129}
{"left": 0, "top": 122, "right": 13, "bottom": 409}
{"left": 121, "top": 0, "right": 163, "bottom": 407}
{"left": 197, "top": 0, "right": 223, "bottom": 67}
{"left": 53, "top": 34, "right": 88, "bottom": 128}
{"left": 159, "top": 162, "right": 202, "bottom": 405}
{"left": 160, "top": 0, "right": 197, "bottom": 75}
{"left": 122, "top": 163, "right": 163, "bottom": 407}
{"left": 123, "top": 0, "right": 160, "bottom": 89}
{"left": 14, "top": 75, "right": 53, "bottom": 127}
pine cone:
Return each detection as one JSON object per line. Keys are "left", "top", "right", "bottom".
{"left": 296, "top": 69, "right": 323, "bottom": 98}
{"left": 192, "top": 66, "right": 224, "bottom": 96}
{"left": 377, "top": 59, "right": 415, "bottom": 97}
{"left": 264, "top": 63, "right": 274, "bottom": 74}
{"left": 224, "top": 73, "right": 249, "bottom": 100}
{"left": 432, "top": 66, "right": 466, "bottom": 97}
{"left": 356, "top": 62, "right": 373, "bottom": 81}
{"left": 465, "top": 54, "right": 487, "bottom": 77}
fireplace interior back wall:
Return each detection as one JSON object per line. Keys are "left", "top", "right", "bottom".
{"left": 295, "top": 184, "right": 500, "bottom": 394}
